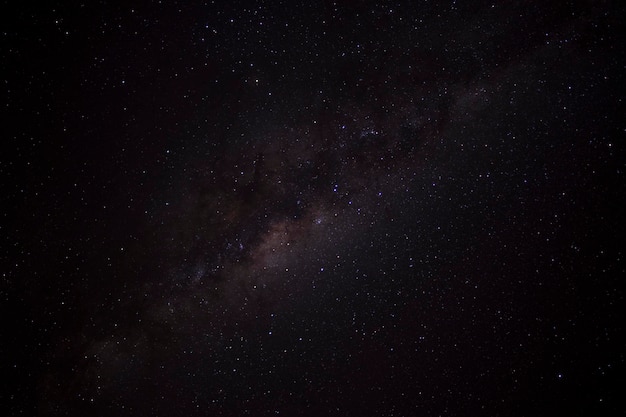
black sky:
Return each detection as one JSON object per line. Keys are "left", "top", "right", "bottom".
{"left": 2, "top": 1, "right": 625, "bottom": 416}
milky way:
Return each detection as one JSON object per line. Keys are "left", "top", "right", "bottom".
{"left": 4, "top": 1, "right": 624, "bottom": 416}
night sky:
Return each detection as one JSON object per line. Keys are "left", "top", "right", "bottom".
{"left": 2, "top": 1, "right": 625, "bottom": 416}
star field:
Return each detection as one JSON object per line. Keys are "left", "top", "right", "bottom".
{"left": 2, "top": 1, "right": 624, "bottom": 416}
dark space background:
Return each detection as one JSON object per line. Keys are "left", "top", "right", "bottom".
{"left": 2, "top": 1, "right": 624, "bottom": 416}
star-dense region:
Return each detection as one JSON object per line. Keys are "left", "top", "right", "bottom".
{"left": 2, "top": 1, "right": 624, "bottom": 416}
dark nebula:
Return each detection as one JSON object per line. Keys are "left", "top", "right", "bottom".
{"left": 3, "top": 1, "right": 624, "bottom": 416}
